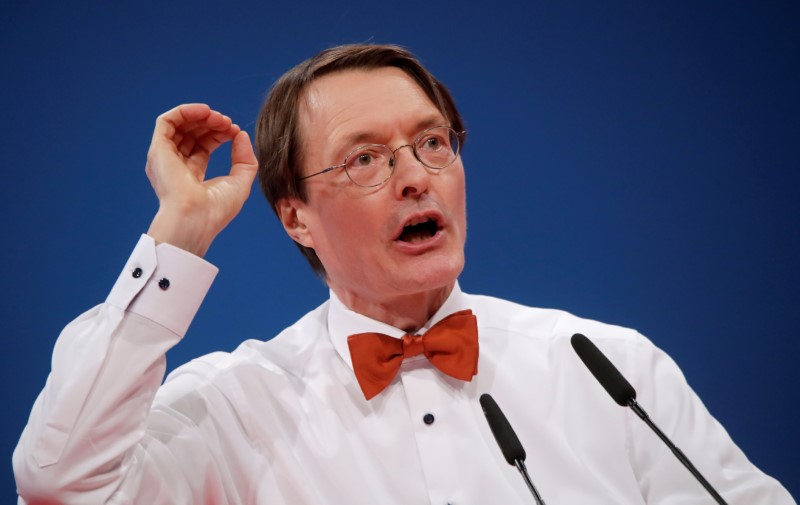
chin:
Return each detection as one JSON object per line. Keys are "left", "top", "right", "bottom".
{"left": 400, "top": 253, "right": 464, "bottom": 292}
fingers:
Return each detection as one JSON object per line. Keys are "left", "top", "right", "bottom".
{"left": 172, "top": 113, "right": 236, "bottom": 149}
{"left": 152, "top": 103, "right": 211, "bottom": 141}
{"left": 177, "top": 124, "right": 240, "bottom": 159}
{"left": 148, "top": 104, "right": 243, "bottom": 184}
{"left": 152, "top": 104, "right": 234, "bottom": 154}
{"left": 147, "top": 104, "right": 253, "bottom": 192}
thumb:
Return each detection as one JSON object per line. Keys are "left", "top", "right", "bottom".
{"left": 229, "top": 130, "right": 259, "bottom": 187}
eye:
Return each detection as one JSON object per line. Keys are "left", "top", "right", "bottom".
{"left": 344, "top": 145, "right": 393, "bottom": 187}
{"left": 417, "top": 128, "right": 452, "bottom": 153}
{"left": 353, "top": 152, "right": 374, "bottom": 167}
{"left": 424, "top": 137, "right": 441, "bottom": 150}
{"left": 346, "top": 145, "right": 390, "bottom": 172}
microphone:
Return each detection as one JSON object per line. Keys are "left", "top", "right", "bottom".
{"left": 570, "top": 333, "right": 729, "bottom": 505}
{"left": 480, "top": 393, "right": 547, "bottom": 505}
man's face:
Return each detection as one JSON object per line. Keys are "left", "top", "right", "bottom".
{"left": 283, "top": 67, "right": 467, "bottom": 309}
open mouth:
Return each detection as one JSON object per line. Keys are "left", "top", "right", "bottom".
{"left": 397, "top": 217, "right": 441, "bottom": 244}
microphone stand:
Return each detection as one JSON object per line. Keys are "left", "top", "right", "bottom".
{"left": 627, "top": 398, "right": 728, "bottom": 505}
{"left": 513, "top": 459, "right": 547, "bottom": 505}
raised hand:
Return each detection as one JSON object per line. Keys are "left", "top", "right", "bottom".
{"left": 145, "top": 104, "right": 258, "bottom": 256}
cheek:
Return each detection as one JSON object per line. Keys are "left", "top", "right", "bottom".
{"left": 448, "top": 173, "right": 468, "bottom": 230}
{"left": 317, "top": 204, "right": 381, "bottom": 256}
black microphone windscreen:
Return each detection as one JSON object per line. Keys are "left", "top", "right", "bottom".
{"left": 571, "top": 333, "right": 636, "bottom": 406}
{"left": 480, "top": 393, "right": 526, "bottom": 465}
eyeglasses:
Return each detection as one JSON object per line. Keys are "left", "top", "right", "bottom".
{"left": 299, "top": 125, "right": 465, "bottom": 188}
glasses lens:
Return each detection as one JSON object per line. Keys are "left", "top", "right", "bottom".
{"left": 415, "top": 126, "right": 460, "bottom": 169}
{"left": 345, "top": 144, "right": 394, "bottom": 187}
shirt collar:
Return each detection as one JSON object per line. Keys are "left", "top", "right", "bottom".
{"left": 328, "top": 282, "right": 469, "bottom": 371}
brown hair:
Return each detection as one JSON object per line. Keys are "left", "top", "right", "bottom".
{"left": 255, "top": 43, "right": 465, "bottom": 277}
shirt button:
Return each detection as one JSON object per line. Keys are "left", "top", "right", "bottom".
{"left": 423, "top": 413, "right": 435, "bottom": 425}
{"left": 158, "top": 278, "right": 170, "bottom": 290}
{"left": 132, "top": 267, "right": 143, "bottom": 278}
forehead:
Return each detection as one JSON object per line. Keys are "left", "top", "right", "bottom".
{"left": 298, "top": 67, "right": 445, "bottom": 156}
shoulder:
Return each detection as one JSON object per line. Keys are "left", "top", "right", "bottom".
{"left": 464, "top": 291, "right": 644, "bottom": 346}
{"left": 465, "top": 291, "right": 676, "bottom": 397}
{"left": 156, "top": 300, "right": 332, "bottom": 404}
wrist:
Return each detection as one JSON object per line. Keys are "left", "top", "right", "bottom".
{"left": 147, "top": 206, "right": 216, "bottom": 257}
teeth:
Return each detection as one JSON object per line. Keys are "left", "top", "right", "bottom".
{"left": 406, "top": 216, "right": 431, "bottom": 227}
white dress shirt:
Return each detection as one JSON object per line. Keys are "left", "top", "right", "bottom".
{"left": 14, "top": 235, "right": 795, "bottom": 504}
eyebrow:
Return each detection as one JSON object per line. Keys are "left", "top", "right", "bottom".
{"left": 336, "top": 115, "right": 449, "bottom": 154}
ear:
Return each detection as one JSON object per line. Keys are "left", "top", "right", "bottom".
{"left": 276, "top": 198, "right": 315, "bottom": 249}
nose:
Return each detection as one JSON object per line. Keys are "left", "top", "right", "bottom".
{"left": 390, "top": 144, "right": 431, "bottom": 199}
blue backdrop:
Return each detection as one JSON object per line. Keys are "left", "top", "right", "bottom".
{"left": 2, "top": 0, "right": 797, "bottom": 499}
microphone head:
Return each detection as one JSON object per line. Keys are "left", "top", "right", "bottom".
{"left": 479, "top": 393, "right": 526, "bottom": 465}
{"left": 570, "top": 333, "right": 636, "bottom": 406}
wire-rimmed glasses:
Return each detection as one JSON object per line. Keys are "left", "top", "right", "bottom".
{"left": 299, "top": 125, "right": 465, "bottom": 188}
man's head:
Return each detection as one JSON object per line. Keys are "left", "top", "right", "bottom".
{"left": 255, "top": 44, "right": 467, "bottom": 318}
{"left": 256, "top": 44, "right": 465, "bottom": 275}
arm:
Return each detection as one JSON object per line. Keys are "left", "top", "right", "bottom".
{"left": 13, "top": 104, "right": 258, "bottom": 503}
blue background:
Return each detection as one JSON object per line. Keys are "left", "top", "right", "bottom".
{"left": 2, "top": 0, "right": 797, "bottom": 499}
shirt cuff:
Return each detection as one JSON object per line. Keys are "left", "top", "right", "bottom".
{"left": 105, "top": 234, "right": 219, "bottom": 337}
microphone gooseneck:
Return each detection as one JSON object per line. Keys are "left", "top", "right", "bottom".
{"left": 480, "top": 394, "right": 547, "bottom": 505}
{"left": 570, "top": 333, "right": 729, "bottom": 505}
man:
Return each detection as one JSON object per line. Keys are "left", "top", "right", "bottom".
{"left": 13, "top": 44, "right": 794, "bottom": 504}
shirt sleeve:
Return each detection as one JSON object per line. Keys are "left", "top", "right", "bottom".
{"left": 13, "top": 235, "right": 218, "bottom": 504}
{"left": 624, "top": 333, "right": 796, "bottom": 504}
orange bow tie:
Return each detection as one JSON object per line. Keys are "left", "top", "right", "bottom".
{"left": 347, "top": 309, "right": 479, "bottom": 400}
